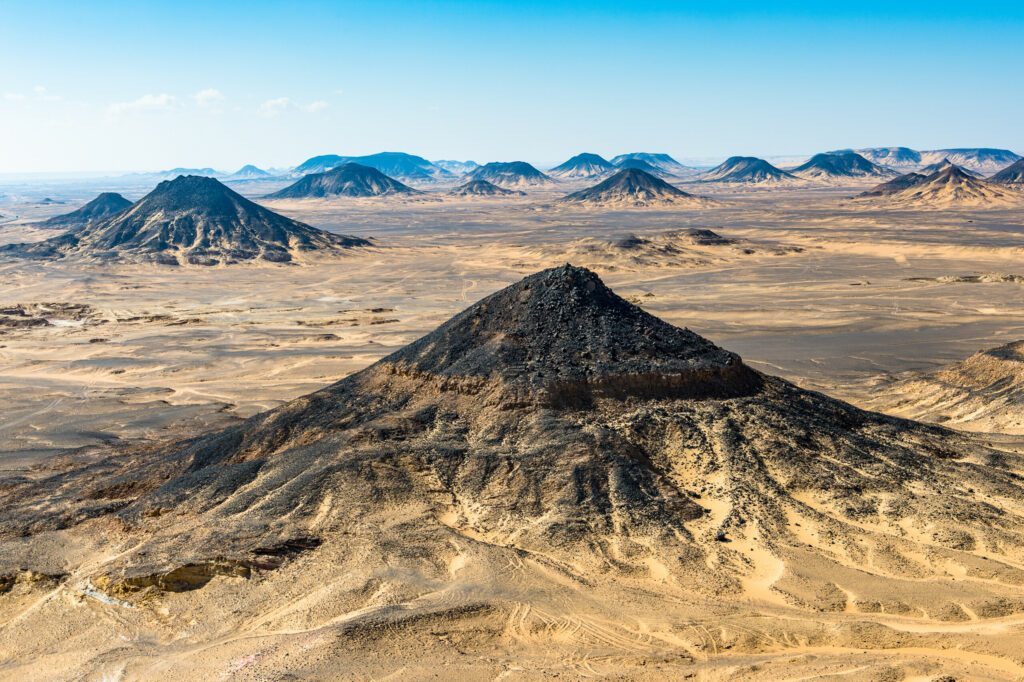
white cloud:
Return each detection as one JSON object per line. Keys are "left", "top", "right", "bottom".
{"left": 107, "top": 93, "right": 177, "bottom": 117}
{"left": 303, "top": 100, "right": 329, "bottom": 113}
{"left": 192, "top": 88, "right": 225, "bottom": 108}
{"left": 258, "top": 96, "right": 292, "bottom": 117}
{"left": 4, "top": 92, "right": 26, "bottom": 102}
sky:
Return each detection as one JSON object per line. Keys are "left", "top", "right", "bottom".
{"left": 1, "top": 0, "right": 1023, "bottom": 174}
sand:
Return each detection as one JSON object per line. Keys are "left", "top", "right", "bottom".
{"left": 3, "top": 179, "right": 1024, "bottom": 679}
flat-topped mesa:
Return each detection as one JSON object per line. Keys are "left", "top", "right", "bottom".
{"left": 379, "top": 264, "right": 762, "bottom": 406}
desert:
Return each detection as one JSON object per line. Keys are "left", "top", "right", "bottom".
{"left": 4, "top": 2, "right": 1024, "bottom": 679}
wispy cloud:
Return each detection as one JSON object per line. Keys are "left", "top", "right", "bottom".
{"left": 4, "top": 86, "right": 62, "bottom": 103}
{"left": 107, "top": 93, "right": 178, "bottom": 117}
{"left": 258, "top": 96, "right": 292, "bottom": 117}
{"left": 257, "top": 97, "right": 330, "bottom": 116}
{"left": 192, "top": 88, "right": 225, "bottom": 108}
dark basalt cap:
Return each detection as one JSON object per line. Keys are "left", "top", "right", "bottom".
{"left": 383, "top": 264, "right": 762, "bottom": 402}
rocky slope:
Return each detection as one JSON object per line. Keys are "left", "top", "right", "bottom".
{"left": 989, "top": 158, "right": 1024, "bottom": 185}
{"left": 3, "top": 267, "right": 1024, "bottom": 678}
{"left": 3, "top": 175, "right": 369, "bottom": 264}
{"left": 292, "top": 152, "right": 451, "bottom": 183}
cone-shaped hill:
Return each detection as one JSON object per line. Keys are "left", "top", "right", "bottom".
{"left": 6, "top": 262, "right": 1024, "bottom": 673}
{"left": 3, "top": 175, "right": 369, "bottom": 264}
{"left": 611, "top": 152, "right": 691, "bottom": 175}
{"left": 39, "top": 192, "right": 132, "bottom": 230}
{"left": 701, "top": 156, "right": 801, "bottom": 184}
{"left": 226, "top": 164, "right": 271, "bottom": 180}
{"left": 870, "top": 164, "right": 1019, "bottom": 207}
{"left": 791, "top": 152, "right": 893, "bottom": 181}
{"left": 989, "top": 158, "right": 1024, "bottom": 185}
{"left": 612, "top": 157, "right": 672, "bottom": 178}
{"left": 464, "top": 161, "right": 553, "bottom": 188}
{"left": 267, "top": 163, "right": 421, "bottom": 199}
{"left": 447, "top": 179, "right": 525, "bottom": 197}
{"left": 857, "top": 171, "right": 928, "bottom": 197}
{"left": 548, "top": 153, "right": 615, "bottom": 178}
{"left": 917, "top": 159, "right": 983, "bottom": 178}
{"left": 560, "top": 169, "right": 713, "bottom": 208}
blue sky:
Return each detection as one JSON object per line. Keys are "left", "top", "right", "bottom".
{"left": 1, "top": 0, "right": 1022, "bottom": 173}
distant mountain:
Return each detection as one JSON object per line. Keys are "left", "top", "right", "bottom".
{"left": 448, "top": 179, "right": 525, "bottom": 197}
{"left": 847, "top": 147, "right": 1021, "bottom": 174}
{"left": 610, "top": 153, "right": 690, "bottom": 176}
{"left": 843, "top": 147, "right": 922, "bottom": 169}
{"left": 464, "top": 161, "right": 553, "bottom": 188}
{"left": 226, "top": 164, "right": 271, "bottom": 180}
{"left": 612, "top": 158, "right": 672, "bottom": 179}
{"left": 154, "top": 167, "right": 221, "bottom": 179}
{"left": 292, "top": 152, "right": 451, "bottom": 183}
{"left": 989, "top": 159, "right": 1024, "bottom": 185}
{"left": 917, "top": 159, "right": 983, "bottom": 178}
{"left": 559, "top": 168, "right": 712, "bottom": 208}
{"left": 292, "top": 154, "right": 346, "bottom": 176}
{"left": 548, "top": 153, "right": 615, "bottom": 179}
{"left": 701, "top": 156, "right": 801, "bottom": 184}
{"left": 39, "top": 192, "right": 132, "bottom": 230}
{"left": 267, "top": 163, "right": 420, "bottom": 199}
{"left": 791, "top": 152, "right": 893, "bottom": 181}
{"left": 863, "top": 165, "right": 1018, "bottom": 207}
{"left": 919, "top": 149, "right": 1021, "bottom": 174}
{"left": 2, "top": 176, "right": 369, "bottom": 265}
{"left": 433, "top": 160, "right": 480, "bottom": 175}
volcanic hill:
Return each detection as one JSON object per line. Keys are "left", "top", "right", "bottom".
{"left": 701, "top": 156, "right": 801, "bottom": 184}
{"left": 610, "top": 152, "right": 690, "bottom": 175}
{"left": 3, "top": 266, "right": 1024, "bottom": 678}
{"left": 38, "top": 192, "right": 133, "bottom": 230}
{"left": 548, "top": 153, "right": 615, "bottom": 179}
{"left": 876, "top": 164, "right": 1018, "bottom": 207}
{"left": 267, "top": 163, "right": 421, "bottom": 199}
{"left": 292, "top": 152, "right": 451, "bottom": 183}
{"left": 226, "top": 164, "right": 271, "bottom": 180}
{"left": 447, "top": 179, "right": 525, "bottom": 197}
{"left": 463, "top": 161, "right": 553, "bottom": 188}
{"left": 559, "top": 168, "right": 712, "bottom": 207}
{"left": 3, "top": 175, "right": 369, "bottom": 264}
{"left": 988, "top": 158, "right": 1024, "bottom": 185}
{"left": 791, "top": 152, "right": 893, "bottom": 181}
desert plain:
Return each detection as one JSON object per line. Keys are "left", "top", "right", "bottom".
{"left": 4, "top": 176, "right": 1024, "bottom": 680}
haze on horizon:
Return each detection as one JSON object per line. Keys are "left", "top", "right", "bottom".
{"left": 2, "top": 0, "right": 1023, "bottom": 174}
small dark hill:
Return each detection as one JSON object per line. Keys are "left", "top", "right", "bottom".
{"left": 464, "top": 161, "right": 553, "bottom": 188}
{"left": 610, "top": 152, "right": 690, "bottom": 175}
{"left": 857, "top": 172, "right": 928, "bottom": 197}
{"left": 791, "top": 152, "right": 892, "bottom": 180}
{"left": 701, "top": 157, "right": 800, "bottom": 184}
{"left": 560, "top": 169, "right": 712, "bottom": 208}
{"left": 3, "top": 176, "right": 369, "bottom": 264}
{"left": 267, "top": 163, "right": 421, "bottom": 199}
{"left": 548, "top": 153, "right": 615, "bottom": 179}
{"left": 448, "top": 180, "right": 525, "bottom": 197}
{"left": 39, "top": 192, "right": 133, "bottom": 230}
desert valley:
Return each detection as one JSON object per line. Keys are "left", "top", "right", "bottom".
{"left": 1, "top": 146, "right": 1024, "bottom": 680}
